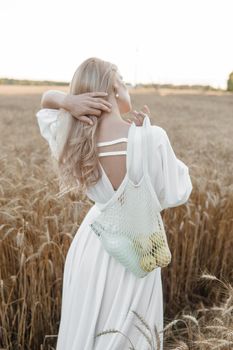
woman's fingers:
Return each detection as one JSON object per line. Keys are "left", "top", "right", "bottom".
{"left": 141, "top": 104, "right": 151, "bottom": 115}
{"left": 88, "top": 97, "right": 112, "bottom": 109}
{"left": 87, "top": 92, "right": 113, "bottom": 109}
{"left": 132, "top": 110, "right": 142, "bottom": 120}
{"left": 130, "top": 109, "right": 149, "bottom": 126}
{"left": 77, "top": 116, "right": 94, "bottom": 125}
{"left": 88, "top": 101, "right": 111, "bottom": 113}
{"left": 133, "top": 110, "right": 146, "bottom": 118}
{"left": 130, "top": 113, "right": 143, "bottom": 126}
{"left": 86, "top": 108, "right": 102, "bottom": 116}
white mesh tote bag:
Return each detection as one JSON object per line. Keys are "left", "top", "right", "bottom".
{"left": 89, "top": 115, "right": 172, "bottom": 278}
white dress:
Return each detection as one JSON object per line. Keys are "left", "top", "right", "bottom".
{"left": 36, "top": 109, "right": 193, "bottom": 350}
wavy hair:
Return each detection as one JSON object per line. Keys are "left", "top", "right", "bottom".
{"left": 53, "top": 57, "right": 118, "bottom": 198}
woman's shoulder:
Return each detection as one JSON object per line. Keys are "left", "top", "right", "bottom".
{"left": 150, "top": 124, "right": 167, "bottom": 136}
{"left": 137, "top": 123, "right": 167, "bottom": 147}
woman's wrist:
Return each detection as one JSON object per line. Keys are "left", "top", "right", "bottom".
{"left": 41, "top": 90, "right": 68, "bottom": 110}
{"left": 61, "top": 93, "right": 72, "bottom": 111}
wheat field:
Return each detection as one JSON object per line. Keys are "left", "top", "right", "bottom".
{"left": 0, "top": 85, "right": 232, "bottom": 349}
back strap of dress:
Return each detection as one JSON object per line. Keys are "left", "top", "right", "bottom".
{"left": 96, "top": 137, "right": 128, "bottom": 147}
{"left": 96, "top": 124, "right": 136, "bottom": 180}
{"left": 98, "top": 150, "right": 127, "bottom": 157}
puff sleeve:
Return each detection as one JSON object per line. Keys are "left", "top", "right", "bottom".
{"left": 35, "top": 108, "right": 59, "bottom": 159}
{"left": 150, "top": 126, "right": 193, "bottom": 210}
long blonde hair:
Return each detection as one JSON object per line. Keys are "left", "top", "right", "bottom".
{"left": 53, "top": 57, "right": 118, "bottom": 198}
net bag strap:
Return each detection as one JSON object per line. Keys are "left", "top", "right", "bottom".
{"left": 125, "top": 115, "right": 151, "bottom": 180}
{"left": 141, "top": 115, "right": 151, "bottom": 176}
{"left": 126, "top": 122, "right": 136, "bottom": 176}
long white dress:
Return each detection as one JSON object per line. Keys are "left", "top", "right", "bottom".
{"left": 36, "top": 109, "right": 193, "bottom": 350}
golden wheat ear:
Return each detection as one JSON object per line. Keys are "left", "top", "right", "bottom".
{"left": 94, "top": 328, "right": 136, "bottom": 349}
{"left": 130, "top": 309, "right": 160, "bottom": 349}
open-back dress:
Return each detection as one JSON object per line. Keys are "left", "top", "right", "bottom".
{"left": 36, "top": 108, "right": 193, "bottom": 350}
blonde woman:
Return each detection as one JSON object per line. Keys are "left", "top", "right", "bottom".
{"left": 36, "top": 57, "right": 192, "bottom": 350}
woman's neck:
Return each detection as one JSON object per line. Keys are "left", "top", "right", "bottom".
{"left": 98, "top": 96, "right": 128, "bottom": 126}
{"left": 96, "top": 98, "right": 130, "bottom": 139}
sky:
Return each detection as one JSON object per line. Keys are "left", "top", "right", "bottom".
{"left": 1, "top": 0, "right": 232, "bottom": 89}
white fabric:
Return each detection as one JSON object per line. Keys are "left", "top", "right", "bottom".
{"left": 97, "top": 137, "right": 128, "bottom": 146}
{"left": 35, "top": 108, "right": 193, "bottom": 349}
{"left": 98, "top": 150, "right": 128, "bottom": 157}
{"left": 97, "top": 138, "right": 128, "bottom": 157}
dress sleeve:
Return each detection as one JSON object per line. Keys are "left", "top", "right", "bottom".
{"left": 35, "top": 108, "right": 59, "bottom": 159}
{"left": 150, "top": 126, "right": 193, "bottom": 210}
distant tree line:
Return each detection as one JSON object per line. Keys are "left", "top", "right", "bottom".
{"left": 0, "top": 78, "right": 69, "bottom": 86}
{"left": 0, "top": 75, "right": 233, "bottom": 91}
{"left": 227, "top": 72, "right": 233, "bottom": 91}
{"left": 135, "top": 83, "right": 221, "bottom": 91}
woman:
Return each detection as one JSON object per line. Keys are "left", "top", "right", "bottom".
{"left": 36, "top": 57, "right": 193, "bottom": 350}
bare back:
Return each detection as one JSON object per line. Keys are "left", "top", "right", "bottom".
{"left": 96, "top": 122, "right": 131, "bottom": 191}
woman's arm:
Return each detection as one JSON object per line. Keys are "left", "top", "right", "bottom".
{"left": 40, "top": 90, "right": 112, "bottom": 125}
{"left": 41, "top": 90, "right": 67, "bottom": 109}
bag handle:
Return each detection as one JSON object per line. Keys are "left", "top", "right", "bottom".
{"left": 126, "top": 122, "right": 136, "bottom": 173}
{"left": 142, "top": 115, "right": 151, "bottom": 176}
{"left": 126, "top": 114, "right": 151, "bottom": 178}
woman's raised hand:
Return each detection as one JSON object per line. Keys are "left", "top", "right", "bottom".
{"left": 126, "top": 105, "right": 151, "bottom": 126}
{"left": 64, "top": 92, "right": 112, "bottom": 125}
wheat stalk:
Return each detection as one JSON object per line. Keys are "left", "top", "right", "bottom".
{"left": 94, "top": 329, "right": 136, "bottom": 349}
{"left": 131, "top": 310, "right": 160, "bottom": 349}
